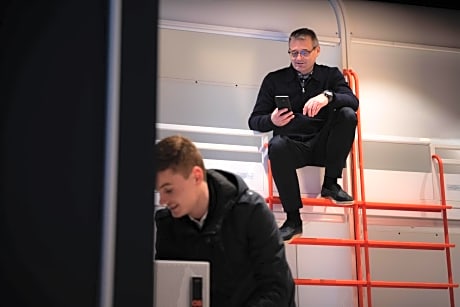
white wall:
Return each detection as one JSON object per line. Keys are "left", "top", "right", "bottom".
{"left": 344, "top": 0, "right": 460, "bottom": 139}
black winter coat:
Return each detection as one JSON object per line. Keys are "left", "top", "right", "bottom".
{"left": 248, "top": 63, "right": 359, "bottom": 140}
{"left": 155, "top": 169, "right": 296, "bottom": 307}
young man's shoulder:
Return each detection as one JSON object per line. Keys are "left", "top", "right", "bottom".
{"left": 235, "top": 189, "right": 270, "bottom": 212}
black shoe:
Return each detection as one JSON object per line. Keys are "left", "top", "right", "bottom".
{"left": 279, "top": 220, "right": 302, "bottom": 242}
{"left": 321, "top": 184, "right": 353, "bottom": 203}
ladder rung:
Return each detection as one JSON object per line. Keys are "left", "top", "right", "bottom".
{"left": 291, "top": 237, "right": 364, "bottom": 246}
{"left": 267, "top": 196, "right": 353, "bottom": 207}
{"left": 267, "top": 197, "right": 452, "bottom": 211}
{"left": 367, "top": 240, "right": 455, "bottom": 250}
{"left": 358, "top": 201, "right": 452, "bottom": 211}
{"left": 369, "top": 280, "right": 459, "bottom": 289}
{"left": 289, "top": 238, "right": 455, "bottom": 250}
{"left": 295, "top": 278, "right": 367, "bottom": 287}
{"left": 295, "top": 279, "right": 459, "bottom": 289}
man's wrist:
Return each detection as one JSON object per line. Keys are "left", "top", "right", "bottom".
{"left": 323, "top": 90, "right": 333, "bottom": 103}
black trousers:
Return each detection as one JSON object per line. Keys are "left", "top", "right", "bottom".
{"left": 268, "top": 107, "right": 358, "bottom": 212}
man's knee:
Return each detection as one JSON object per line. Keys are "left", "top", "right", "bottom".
{"left": 336, "top": 107, "right": 357, "bottom": 127}
{"left": 268, "top": 135, "right": 289, "bottom": 161}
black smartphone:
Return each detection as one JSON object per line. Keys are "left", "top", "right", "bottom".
{"left": 275, "top": 95, "right": 292, "bottom": 112}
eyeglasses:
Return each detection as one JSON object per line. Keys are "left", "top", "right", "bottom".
{"left": 288, "top": 47, "right": 317, "bottom": 58}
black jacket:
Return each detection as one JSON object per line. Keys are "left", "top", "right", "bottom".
{"left": 155, "top": 169, "right": 296, "bottom": 307}
{"left": 248, "top": 64, "right": 359, "bottom": 140}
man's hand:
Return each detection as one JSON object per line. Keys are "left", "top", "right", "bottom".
{"left": 271, "top": 108, "right": 294, "bottom": 127}
{"left": 303, "top": 93, "right": 328, "bottom": 117}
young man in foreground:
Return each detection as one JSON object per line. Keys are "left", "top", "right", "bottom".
{"left": 154, "top": 135, "right": 296, "bottom": 307}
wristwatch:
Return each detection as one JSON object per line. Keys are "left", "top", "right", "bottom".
{"left": 323, "top": 90, "right": 333, "bottom": 103}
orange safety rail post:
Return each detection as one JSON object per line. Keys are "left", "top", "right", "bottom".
{"left": 342, "top": 68, "right": 365, "bottom": 202}
{"left": 342, "top": 69, "right": 359, "bottom": 200}
{"left": 353, "top": 195, "right": 364, "bottom": 307}
{"left": 343, "top": 68, "right": 366, "bottom": 307}
{"left": 265, "top": 143, "right": 274, "bottom": 210}
{"left": 346, "top": 68, "right": 373, "bottom": 307}
{"left": 348, "top": 69, "right": 366, "bottom": 202}
{"left": 432, "top": 154, "right": 458, "bottom": 306}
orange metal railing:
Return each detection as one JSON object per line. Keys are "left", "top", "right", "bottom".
{"left": 264, "top": 69, "right": 458, "bottom": 306}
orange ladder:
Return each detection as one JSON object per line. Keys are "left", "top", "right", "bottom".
{"left": 264, "top": 69, "right": 458, "bottom": 306}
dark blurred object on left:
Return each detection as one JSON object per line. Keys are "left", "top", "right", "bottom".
{"left": 0, "top": 1, "right": 158, "bottom": 307}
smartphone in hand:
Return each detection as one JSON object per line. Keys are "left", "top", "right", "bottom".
{"left": 275, "top": 95, "right": 292, "bottom": 112}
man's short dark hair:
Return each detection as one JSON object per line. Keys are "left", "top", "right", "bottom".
{"left": 289, "top": 28, "right": 319, "bottom": 46}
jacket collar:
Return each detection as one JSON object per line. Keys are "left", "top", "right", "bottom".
{"left": 288, "top": 63, "right": 318, "bottom": 82}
